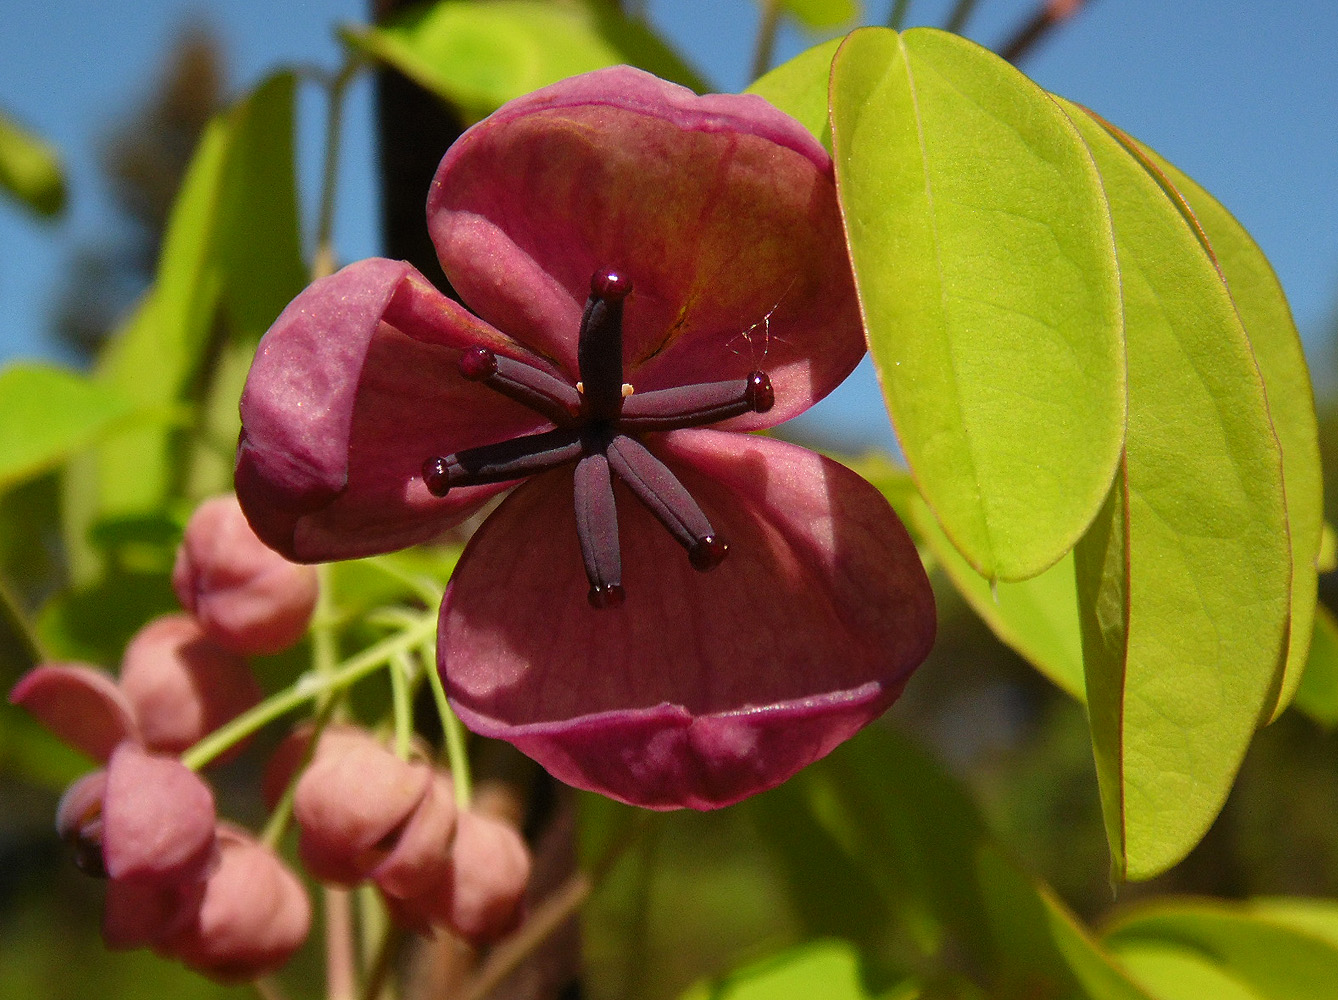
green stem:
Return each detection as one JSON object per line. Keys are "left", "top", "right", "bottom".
{"left": 181, "top": 612, "right": 437, "bottom": 771}
{"left": 888, "top": 0, "right": 912, "bottom": 29}
{"left": 390, "top": 650, "right": 414, "bottom": 760}
{"left": 749, "top": 0, "right": 783, "bottom": 82}
{"left": 422, "top": 632, "right": 472, "bottom": 808}
{"left": 0, "top": 571, "right": 44, "bottom": 668}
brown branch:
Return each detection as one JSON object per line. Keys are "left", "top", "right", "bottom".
{"left": 999, "top": 0, "right": 1089, "bottom": 66}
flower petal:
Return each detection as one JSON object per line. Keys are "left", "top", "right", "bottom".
{"left": 164, "top": 825, "right": 311, "bottom": 983}
{"left": 428, "top": 65, "right": 863, "bottom": 426}
{"left": 173, "top": 494, "right": 318, "bottom": 655}
{"left": 118, "top": 615, "right": 261, "bottom": 759}
{"left": 237, "top": 258, "right": 557, "bottom": 561}
{"left": 9, "top": 663, "right": 140, "bottom": 762}
{"left": 102, "top": 743, "right": 217, "bottom": 885}
{"left": 439, "top": 430, "right": 935, "bottom": 809}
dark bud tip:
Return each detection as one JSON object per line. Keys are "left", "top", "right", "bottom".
{"left": 423, "top": 457, "right": 452, "bottom": 497}
{"left": 460, "top": 346, "right": 498, "bottom": 381}
{"left": 689, "top": 535, "right": 729, "bottom": 572}
{"left": 746, "top": 372, "right": 775, "bottom": 413}
{"left": 591, "top": 270, "right": 631, "bottom": 303}
{"left": 588, "top": 583, "right": 626, "bottom": 609}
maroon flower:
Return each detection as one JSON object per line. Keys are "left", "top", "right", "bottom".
{"left": 235, "top": 67, "right": 935, "bottom": 809}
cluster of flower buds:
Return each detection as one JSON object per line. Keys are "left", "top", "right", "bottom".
{"left": 268, "top": 725, "right": 531, "bottom": 944}
{"left": 10, "top": 494, "right": 318, "bottom": 981}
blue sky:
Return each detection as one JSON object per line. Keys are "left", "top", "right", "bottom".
{"left": 2, "top": 1, "right": 1336, "bottom": 451}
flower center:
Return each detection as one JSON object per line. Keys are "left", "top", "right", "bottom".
{"left": 422, "top": 270, "right": 774, "bottom": 609}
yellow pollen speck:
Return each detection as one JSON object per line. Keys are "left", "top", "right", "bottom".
{"left": 622, "top": 383, "right": 634, "bottom": 397}
{"left": 576, "top": 381, "right": 583, "bottom": 393}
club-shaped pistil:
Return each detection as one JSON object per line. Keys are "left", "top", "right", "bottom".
{"left": 422, "top": 270, "right": 775, "bottom": 608}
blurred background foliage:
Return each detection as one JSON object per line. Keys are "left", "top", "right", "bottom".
{"left": 3, "top": 2, "right": 1338, "bottom": 999}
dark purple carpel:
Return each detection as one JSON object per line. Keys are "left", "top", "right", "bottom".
{"left": 422, "top": 270, "right": 773, "bottom": 607}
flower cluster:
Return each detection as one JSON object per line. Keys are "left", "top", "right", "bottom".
{"left": 235, "top": 66, "right": 936, "bottom": 810}
{"left": 270, "top": 725, "right": 530, "bottom": 942}
{"left": 11, "top": 494, "right": 315, "bottom": 981}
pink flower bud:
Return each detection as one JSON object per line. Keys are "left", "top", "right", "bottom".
{"left": 261, "top": 722, "right": 369, "bottom": 809}
{"left": 55, "top": 769, "right": 109, "bottom": 876}
{"left": 102, "top": 743, "right": 217, "bottom": 886}
{"left": 383, "top": 808, "right": 531, "bottom": 943}
{"left": 442, "top": 810, "right": 531, "bottom": 943}
{"left": 10, "top": 663, "right": 140, "bottom": 762}
{"left": 103, "top": 876, "right": 207, "bottom": 951}
{"left": 293, "top": 732, "right": 431, "bottom": 885}
{"left": 118, "top": 615, "right": 261, "bottom": 758}
{"left": 173, "top": 494, "right": 318, "bottom": 655}
{"left": 163, "top": 825, "right": 311, "bottom": 982}
{"left": 372, "top": 772, "right": 458, "bottom": 901}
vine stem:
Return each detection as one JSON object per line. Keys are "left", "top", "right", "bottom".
{"left": 749, "top": 0, "right": 783, "bottom": 82}
{"left": 180, "top": 611, "right": 437, "bottom": 771}
{"left": 312, "top": 57, "right": 363, "bottom": 280}
{"left": 888, "top": 0, "right": 912, "bottom": 30}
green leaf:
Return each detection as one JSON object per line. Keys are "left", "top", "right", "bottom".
{"left": 0, "top": 109, "right": 65, "bottom": 216}
{"left": 1319, "top": 523, "right": 1336, "bottom": 574}
{"left": 1292, "top": 604, "right": 1338, "bottom": 728}
{"left": 1063, "top": 102, "right": 1291, "bottom": 881}
{"left": 1125, "top": 134, "right": 1321, "bottom": 722}
{"left": 1105, "top": 900, "right": 1338, "bottom": 999}
{"left": 748, "top": 727, "right": 1152, "bottom": 999}
{"left": 680, "top": 940, "right": 894, "bottom": 1000}
{"left": 746, "top": 37, "right": 841, "bottom": 149}
{"left": 70, "top": 72, "right": 303, "bottom": 569}
{"left": 777, "top": 0, "right": 860, "bottom": 32}
{"left": 0, "top": 365, "right": 136, "bottom": 491}
{"left": 1107, "top": 941, "right": 1259, "bottom": 1000}
{"left": 830, "top": 28, "right": 1124, "bottom": 581}
{"left": 344, "top": 0, "right": 707, "bottom": 126}
{"left": 850, "top": 454, "right": 1086, "bottom": 698}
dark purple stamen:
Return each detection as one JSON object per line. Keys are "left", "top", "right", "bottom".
{"left": 423, "top": 270, "right": 774, "bottom": 608}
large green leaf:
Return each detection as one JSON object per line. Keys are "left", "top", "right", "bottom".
{"left": 680, "top": 940, "right": 899, "bottom": 1000}
{"left": 748, "top": 727, "right": 1152, "bottom": 999}
{"left": 777, "top": 0, "right": 860, "bottom": 32}
{"left": 1292, "top": 605, "right": 1338, "bottom": 728}
{"left": 1108, "top": 941, "right": 1259, "bottom": 1000}
{"left": 830, "top": 28, "right": 1124, "bottom": 581}
{"left": 1064, "top": 102, "right": 1291, "bottom": 881}
{"left": 1123, "top": 136, "right": 1321, "bottom": 722}
{"left": 1105, "top": 900, "right": 1338, "bottom": 999}
{"left": 68, "top": 73, "right": 303, "bottom": 576}
{"left": 344, "top": 0, "right": 707, "bottom": 125}
{"left": 746, "top": 37, "right": 841, "bottom": 148}
{"left": 851, "top": 454, "right": 1086, "bottom": 699}
{"left": 0, "top": 109, "right": 65, "bottom": 216}
{"left": 0, "top": 366, "right": 136, "bottom": 492}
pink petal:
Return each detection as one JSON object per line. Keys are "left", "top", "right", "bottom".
{"left": 173, "top": 494, "right": 319, "bottom": 655}
{"left": 103, "top": 876, "right": 208, "bottom": 951}
{"left": 102, "top": 743, "right": 217, "bottom": 885}
{"left": 9, "top": 663, "right": 140, "bottom": 762}
{"left": 382, "top": 808, "right": 530, "bottom": 943}
{"left": 439, "top": 430, "right": 935, "bottom": 809}
{"left": 372, "top": 772, "right": 459, "bottom": 901}
{"left": 237, "top": 258, "right": 556, "bottom": 561}
{"left": 164, "top": 825, "right": 311, "bottom": 982}
{"left": 293, "top": 735, "right": 432, "bottom": 885}
{"left": 118, "top": 615, "right": 261, "bottom": 759}
{"left": 439, "top": 810, "right": 531, "bottom": 943}
{"left": 428, "top": 65, "right": 864, "bottom": 426}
